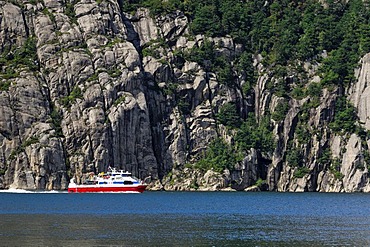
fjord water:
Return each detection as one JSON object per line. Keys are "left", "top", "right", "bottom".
{"left": 1, "top": 192, "right": 370, "bottom": 246}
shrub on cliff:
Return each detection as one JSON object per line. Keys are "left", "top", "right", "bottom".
{"left": 216, "top": 102, "right": 242, "bottom": 128}
{"left": 194, "top": 138, "right": 241, "bottom": 173}
{"left": 329, "top": 97, "right": 357, "bottom": 134}
{"left": 235, "top": 115, "right": 275, "bottom": 155}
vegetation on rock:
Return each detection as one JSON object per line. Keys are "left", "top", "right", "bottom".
{"left": 2, "top": 0, "right": 370, "bottom": 191}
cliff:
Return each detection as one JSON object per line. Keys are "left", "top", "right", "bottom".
{"left": 1, "top": 0, "right": 370, "bottom": 192}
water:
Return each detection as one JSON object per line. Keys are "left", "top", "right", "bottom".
{"left": 1, "top": 191, "right": 370, "bottom": 246}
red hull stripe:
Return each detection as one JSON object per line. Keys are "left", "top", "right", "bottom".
{"left": 68, "top": 185, "right": 147, "bottom": 193}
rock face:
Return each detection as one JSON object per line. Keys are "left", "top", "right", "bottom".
{"left": 1, "top": 1, "right": 370, "bottom": 192}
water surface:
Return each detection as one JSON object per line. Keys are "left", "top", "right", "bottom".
{"left": 1, "top": 191, "right": 370, "bottom": 246}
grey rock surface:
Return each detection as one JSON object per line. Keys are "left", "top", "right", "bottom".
{"left": 1, "top": 1, "right": 370, "bottom": 192}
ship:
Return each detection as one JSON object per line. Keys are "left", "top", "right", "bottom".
{"left": 67, "top": 167, "right": 147, "bottom": 193}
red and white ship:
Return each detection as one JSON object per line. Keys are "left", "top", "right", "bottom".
{"left": 67, "top": 167, "right": 147, "bottom": 193}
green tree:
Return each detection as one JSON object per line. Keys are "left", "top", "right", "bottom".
{"left": 219, "top": 0, "right": 250, "bottom": 43}
{"left": 185, "top": 39, "right": 215, "bottom": 70}
{"left": 235, "top": 115, "right": 274, "bottom": 154}
{"left": 191, "top": 4, "right": 222, "bottom": 37}
{"left": 272, "top": 100, "right": 289, "bottom": 122}
{"left": 359, "top": 22, "right": 370, "bottom": 55}
{"left": 329, "top": 97, "right": 357, "bottom": 133}
{"left": 216, "top": 58, "right": 234, "bottom": 87}
{"left": 286, "top": 147, "right": 303, "bottom": 167}
{"left": 195, "top": 137, "right": 239, "bottom": 173}
{"left": 237, "top": 50, "right": 255, "bottom": 94}
{"left": 296, "top": 1, "right": 323, "bottom": 60}
{"left": 216, "top": 102, "right": 241, "bottom": 128}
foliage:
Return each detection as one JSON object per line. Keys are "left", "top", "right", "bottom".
{"left": 178, "top": 99, "right": 191, "bottom": 115}
{"left": 87, "top": 73, "right": 99, "bottom": 82}
{"left": 295, "top": 123, "right": 311, "bottom": 145}
{"left": 14, "top": 37, "right": 38, "bottom": 70}
{"left": 113, "top": 95, "right": 126, "bottom": 106}
{"left": 329, "top": 97, "right": 357, "bottom": 134}
{"left": 145, "top": 0, "right": 183, "bottom": 16}
{"left": 151, "top": 0, "right": 370, "bottom": 117}
{"left": 293, "top": 167, "right": 310, "bottom": 178}
{"left": 290, "top": 86, "right": 305, "bottom": 100}
{"left": 142, "top": 38, "right": 168, "bottom": 59}
{"left": 0, "top": 81, "right": 11, "bottom": 91}
{"left": 162, "top": 82, "right": 178, "bottom": 96}
{"left": 237, "top": 51, "right": 255, "bottom": 94}
{"left": 8, "top": 136, "right": 40, "bottom": 161}
{"left": 266, "top": 0, "right": 301, "bottom": 65}
{"left": 185, "top": 39, "right": 215, "bottom": 70}
{"left": 190, "top": 4, "right": 223, "bottom": 37}
{"left": 107, "top": 68, "right": 122, "bottom": 78}
{"left": 28, "top": 0, "right": 42, "bottom": 4}
{"left": 185, "top": 40, "right": 240, "bottom": 87}
{"left": 121, "top": 0, "right": 183, "bottom": 16}
{"left": 61, "top": 86, "right": 83, "bottom": 108}
{"left": 216, "top": 59, "right": 235, "bottom": 87}
{"left": 120, "top": 0, "right": 142, "bottom": 14}
{"left": 194, "top": 138, "right": 241, "bottom": 173}
{"left": 286, "top": 147, "right": 303, "bottom": 167}
{"left": 123, "top": 0, "right": 370, "bottom": 66}
{"left": 235, "top": 114, "right": 275, "bottom": 154}
{"left": 189, "top": 179, "right": 199, "bottom": 190}
{"left": 255, "top": 178, "right": 266, "bottom": 188}
{"left": 364, "top": 149, "right": 370, "bottom": 171}
{"left": 142, "top": 47, "right": 161, "bottom": 59}
{"left": 317, "top": 148, "right": 331, "bottom": 166}
{"left": 307, "top": 82, "right": 322, "bottom": 98}
{"left": 271, "top": 100, "right": 289, "bottom": 122}
{"left": 5, "top": 0, "right": 370, "bottom": 178}
{"left": 0, "top": 36, "right": 38, "bottom": 82}
{"left": 65, "top": 3, "right": 77, "bottom": 24}
{"left": 42, "top": 8, "right": 56, "bottom": 23}
{"left": 216, "top": 102, "right": 241, "bottom": 128}
{"left": 318, "top": 0, "right": 370, "bottom": 87}
{"left": 50, "top": 106, "right": 63, "bottom": 137}
{"left": 22, "top": 136, "right": 39, "bottom": 147}
{"left": 330, "top": 158, "right": 344, "bottom": 180}
{"left": 273, "top": 79, "right": 289, "bottom": 98}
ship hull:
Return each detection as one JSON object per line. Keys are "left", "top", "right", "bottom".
{"left": 67, "top": 184, "right": 147, "bottom": 193}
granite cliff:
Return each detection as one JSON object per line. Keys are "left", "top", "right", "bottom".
{"left": 1, "top": 0, "right": 370, "bottom": 192}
